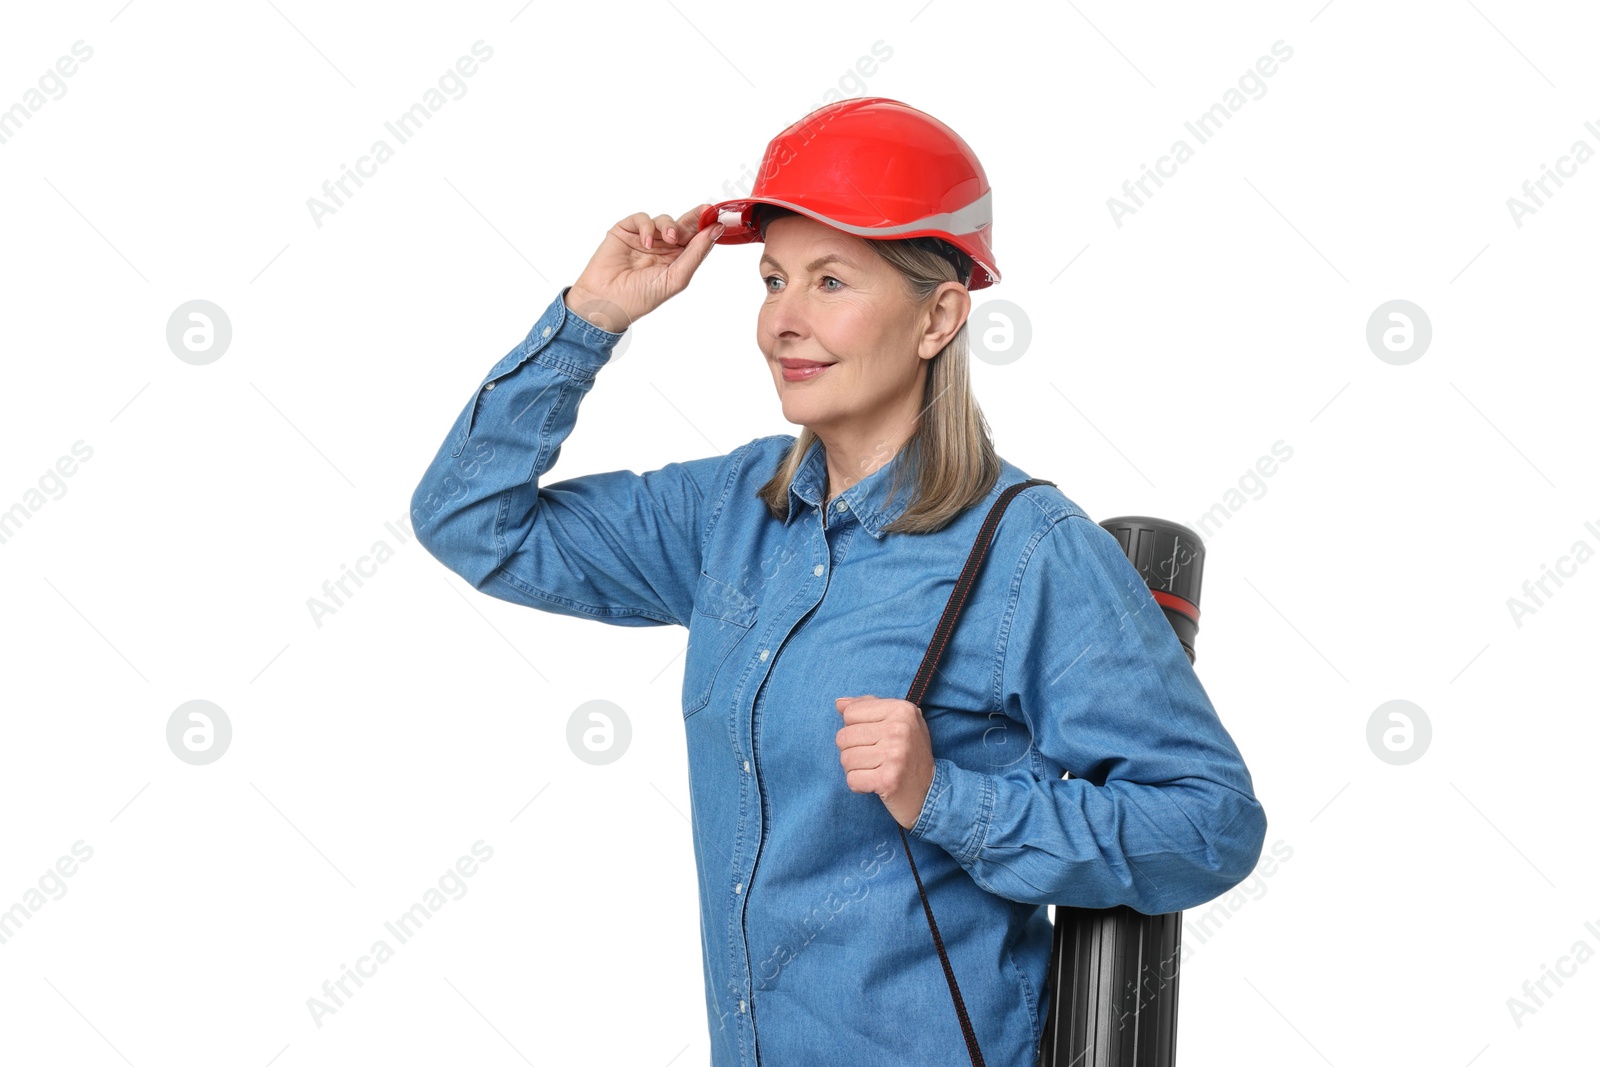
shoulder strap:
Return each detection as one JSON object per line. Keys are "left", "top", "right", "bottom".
{"left": 898, "top": 478, "right": 1055, "bottom": 1067}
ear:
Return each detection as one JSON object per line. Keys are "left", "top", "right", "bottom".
{"left": 920, "top": 282, "right": 971, "bottom": 360}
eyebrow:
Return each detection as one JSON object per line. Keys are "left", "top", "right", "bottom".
{"left": 758, "top": 251, "right": 855, "bottom": 273}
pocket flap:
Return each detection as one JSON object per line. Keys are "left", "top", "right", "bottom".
{"left": 692, "top": 571, "right": 758, "bottom": 628}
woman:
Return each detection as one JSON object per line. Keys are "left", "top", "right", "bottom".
{"left": 411, "top": 98, "right": 1266, "bottom": 1066}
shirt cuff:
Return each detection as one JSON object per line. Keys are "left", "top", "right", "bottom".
{"left": 537, "top": 285, "right": 628, "bottom": 375}
{"left": 557, "top": 285, "right": 629, "bottom": 344}
{"left": 908, "top": 757, "right": 994, "bottom": 866}
{"left": 480, "top": 286, "right": 628, "bottom": 386}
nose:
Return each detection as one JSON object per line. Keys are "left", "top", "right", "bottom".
{"left": 761, "top": 282, "right": 809, "bottom": 347}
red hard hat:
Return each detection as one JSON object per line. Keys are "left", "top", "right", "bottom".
{"left": 699, "top": 97, "right": 1000, "bottom": 290}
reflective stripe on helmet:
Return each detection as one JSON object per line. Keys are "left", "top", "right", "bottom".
{"left": 755, "top": 189, "right": 992, "bottom": 240}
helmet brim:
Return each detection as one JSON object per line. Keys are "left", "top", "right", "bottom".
{"left": 699, "top": 199, "right": 1000, "bottom": 289}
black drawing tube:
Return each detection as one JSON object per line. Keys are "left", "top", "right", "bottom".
{"left": 1037, "top": 517, "right": 1204, "bottom": 1067}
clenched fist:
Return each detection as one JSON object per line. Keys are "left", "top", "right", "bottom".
{"left": 835, "top": 695, "right": 936, "bottom": 830}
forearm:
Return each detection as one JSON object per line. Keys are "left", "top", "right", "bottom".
{"left": 910, "top": 758, "right": 1267, "bottom": 913}
{"left": 410, "top": 286, "right": 623, "bottom": 596}
{"left": 962, "top": 513, "right": 1270, "bottom": 913}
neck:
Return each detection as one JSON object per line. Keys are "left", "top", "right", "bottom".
{"left": 817, "top": 425, "right": 916, "bottom": 505}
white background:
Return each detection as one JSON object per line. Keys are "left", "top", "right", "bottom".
{"left": 2, "top": 1, "right": 1596, "bottom": 1064}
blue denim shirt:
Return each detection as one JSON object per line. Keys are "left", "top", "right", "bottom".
{"left": 410, "top": 286, "right": 1268, "bottom": 1067}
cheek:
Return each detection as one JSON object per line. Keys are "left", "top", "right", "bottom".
{"left": 811, "top": 303, "right": 879, "bottom": 358}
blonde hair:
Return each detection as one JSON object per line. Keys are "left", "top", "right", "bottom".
{"left": 754, "top": 205, "right": 1002, "bottom": 535}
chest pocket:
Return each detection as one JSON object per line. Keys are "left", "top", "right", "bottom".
{"left": 683, "top": 570, "right": 759, "bottom": 718}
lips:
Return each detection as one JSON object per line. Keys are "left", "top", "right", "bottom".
{"left": 778, "top": 358, "right": 834, "bottom": 382}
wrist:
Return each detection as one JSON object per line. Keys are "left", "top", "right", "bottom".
{"left": 563, "top": 284, "right": 593, "bottom": 313}
{"left": 563, "top": 285, "right": 630, "bottom": 333}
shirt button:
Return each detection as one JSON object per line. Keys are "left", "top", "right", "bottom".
{"left": 483, "top": 381, "right": 495, "bottom": 391}
{"left": 813, "top": 564, "right": 824, "bottom": 576}
{"left": 835, "top": 500, "right": 847, "bottom": 511}
{"left": 542, "top": 325, "right": 552, "bottom": 338}
{"left": 735, "top": 882, "right": 743, "bottom": 894}
{"left": 759, "top": 649, "right": 769, "bottom": 661}
{"left": 739, "top": 1000, "right": 747, "bottom": 1014}
{"left": 743, "top": 759, "right": 751, "bottom": 773}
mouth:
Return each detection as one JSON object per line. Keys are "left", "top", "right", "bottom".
{"left": 778, "top": 358, "right": 835, "bottom": 382}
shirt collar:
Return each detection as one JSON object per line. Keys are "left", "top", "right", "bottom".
{"left": 785, "top": 436, "right": 919, "bottom": 539}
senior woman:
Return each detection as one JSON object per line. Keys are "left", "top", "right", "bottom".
{"left": 411, "top": 98, "right": 1266, "bottom": 1067}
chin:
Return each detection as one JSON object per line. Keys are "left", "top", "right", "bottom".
{"left": 776, "top": 395, "right": 830, "bottom": 427}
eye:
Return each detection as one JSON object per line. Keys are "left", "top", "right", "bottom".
{"left": 762, "top": 274, "right": 845, "bottom": 293}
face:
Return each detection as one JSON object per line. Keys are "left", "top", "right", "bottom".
{"left": 757, "top": 214, "right": 968, "bottom": 445}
